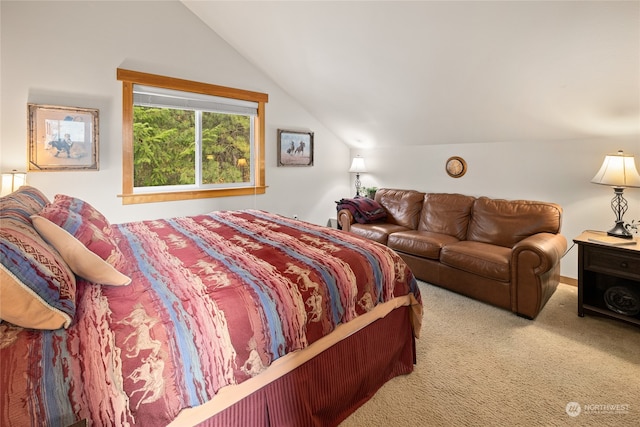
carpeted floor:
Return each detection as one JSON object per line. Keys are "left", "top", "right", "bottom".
{"left": 340, "top": 281, "right": 640, "bottom": 427}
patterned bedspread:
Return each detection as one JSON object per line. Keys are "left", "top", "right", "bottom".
{"left": 0, "top": 210, "right": 420, "bottom": 426}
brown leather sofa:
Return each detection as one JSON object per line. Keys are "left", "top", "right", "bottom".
{"left": 338, "top": 189, "right": 567, "bottom": 319}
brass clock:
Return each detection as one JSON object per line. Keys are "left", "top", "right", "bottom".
{"left": 446, "top": 156, "right": 467, "bottom": 178}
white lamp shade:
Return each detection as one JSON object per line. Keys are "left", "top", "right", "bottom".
{"left": 1, "top": 171, "right": 27, "bottom": 196}
{"left": 349, "top": 156, "right": 366, "bottom": 173}
{"left": 591, "top": 151, "right": 640, "bottom": 188}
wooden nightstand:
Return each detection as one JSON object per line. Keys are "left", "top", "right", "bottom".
{"left": 573, "top": 231, "right": 640, "bottom": 327}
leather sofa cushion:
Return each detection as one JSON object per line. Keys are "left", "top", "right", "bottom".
{"left": 375, "top": 189, "right": 426, "bottom": 230}
{"left": 440, "top": 241, "right": 511, "bottom": 282}
{"left": 350, "top": 223, "right": 410, "bottom": 245}
{"left": 467, "top": 197, "right": 562, "bottom": 248}
{"left": 388, "top": 230, "right": 459, "bottom": 259}
{"left": 418, "top": 193, "right": 475, "bottom": 240}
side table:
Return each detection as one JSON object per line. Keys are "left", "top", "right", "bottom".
{"left": 573, "top": 231, "right": 640, "bottom": 327}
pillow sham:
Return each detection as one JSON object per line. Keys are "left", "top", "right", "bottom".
{"left": 35, "top": 201, "right": 128, "bottom": 269}
{"left": 0, "top": 185, "right": 49, "bottom": 224}
{"left": 52, "top": 194, "right": 113, "bottom": 236}
{"left": 31, "top": 215, "right": 131, "bottom": 286}
{"left": 0, "top": 187, "right": 76, "bottom": 330}
{"left": 46, "top": 194, "right": 131, "bottom": 271}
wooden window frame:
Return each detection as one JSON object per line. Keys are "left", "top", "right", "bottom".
{"left": 117, "top": 68, "right": 268, "bottom": 204}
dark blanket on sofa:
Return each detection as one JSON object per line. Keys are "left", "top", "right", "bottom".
{"left": 336, "top": 197, "right": 387, "bottom": 224}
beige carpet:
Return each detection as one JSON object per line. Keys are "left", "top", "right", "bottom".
{"left": 340, "top": 281, "right": 640, "bottom": 427}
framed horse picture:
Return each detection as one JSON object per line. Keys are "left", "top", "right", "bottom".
{"left": 277, "top": 129, "right": 314, "bottom": 167}
{"left": 28, "top": 104, "right": 99, "bottom": 171}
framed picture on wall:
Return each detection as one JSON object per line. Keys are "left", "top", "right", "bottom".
{"left": 277, "top": 129, "right": 314, "bottom": 167}
{"left": 28, "top": 103, "right": 99, "bottom": 171}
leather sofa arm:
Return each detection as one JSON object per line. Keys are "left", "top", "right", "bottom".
{"left": 512, "top": 233, "right": 567, "bottom": 273}
{"left": 337, "top": 209, "right": 355, "bottom": 232}
{"left": 510, "top": 233, "right": 568, "bottom": 318}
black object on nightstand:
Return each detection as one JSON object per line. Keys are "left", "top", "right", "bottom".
{"left": 573, "top": 230, "right": 640, "bottom": 327}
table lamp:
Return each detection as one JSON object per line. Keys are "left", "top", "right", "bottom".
{"left": 349, "top": 155, "right": 366, "bottom": 197}
{"left": 591, "top": 150, "right": 640, "bottom": 239}
{"left": 1, "top": 170, "right": 27, "bottom": 197}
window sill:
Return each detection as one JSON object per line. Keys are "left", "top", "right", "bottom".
{"left": 119, "top": 186, "right": 267, "bottom": 205}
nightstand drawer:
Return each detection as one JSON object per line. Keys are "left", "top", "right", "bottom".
{"left": 584, "top": 246, "right": 640, "bottom": 281}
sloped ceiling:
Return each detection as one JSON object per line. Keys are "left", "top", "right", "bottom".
{"left": 182, "top": 1, "right": 639, "bottom": 148}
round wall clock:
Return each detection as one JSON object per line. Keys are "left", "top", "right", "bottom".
{"left": 446, "top": 156, "right": 467, "bottom": 178}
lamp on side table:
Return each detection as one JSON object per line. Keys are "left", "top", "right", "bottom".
{"left": 349, "top": 155, "right": 366, "bottom": 197}
{"left": 591, "top": 150, "right": 640, "bottom": 239}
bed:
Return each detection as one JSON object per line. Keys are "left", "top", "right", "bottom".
{"left": 0, "top": 186, "right": 422, "bottom": 427}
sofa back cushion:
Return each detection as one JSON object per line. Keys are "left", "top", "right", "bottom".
{"left": 418, "top": 193, "right": 475, "bottom": 240}
{"left": 467, "top": 197, "right": 562, "bottom": 248}
{"left": 375, "top": 188, "right": 426, "bottom": 230}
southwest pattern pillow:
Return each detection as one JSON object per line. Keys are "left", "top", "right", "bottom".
{"left": 0, "top": 187, "right": 76, "bottom": 329}
{"left": 0, "top": 185, "right": 50, "bottom": 225}
{"left": 52, "top": 194, "right": 114, "bottom": 239}
{"left": 31, "top": 214, "right": 131, "bottom": 286}
{"left": 35, "top": 202, "right": 128, "bottom": 272}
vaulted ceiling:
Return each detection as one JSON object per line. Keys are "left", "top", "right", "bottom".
{"left": 182, "top": 1, "right": 639, "bottom": 148}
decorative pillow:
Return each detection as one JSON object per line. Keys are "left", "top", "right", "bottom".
{"left": 35, "top": 200, "right": 128, "bottom": 269}
{"left": 31, "top": 215, "right": 131, "bottom": 286}
{"left": 47, "top": 194, "right": 130, "bottom": 272}
{"left": 0, "top": 187, "right": 76, "bottom": 330}
{"left": 52, "top": 194, "right": 112, "bottom": 235}
{"left": 0, "top": 185, "right": 50, "bottom": 224}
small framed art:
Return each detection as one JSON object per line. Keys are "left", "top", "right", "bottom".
{"left": 28, "top": 103, "right": 99, "bottom": 171}
{"left": 277, "top": 129, "right": 314, "bottom": 167}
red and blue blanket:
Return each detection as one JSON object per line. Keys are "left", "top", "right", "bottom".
{"left": 1, "top": 210, "right": 419, "bottom": 426}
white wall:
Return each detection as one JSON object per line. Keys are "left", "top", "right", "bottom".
{"left": 352, "top": 137, "right": 640, "bottom": 280}
{"left": 0, "top": 1, "right": 350, "bottom": 226}
{"left": 2, "top": 1, "right": 639, "bottom": 281}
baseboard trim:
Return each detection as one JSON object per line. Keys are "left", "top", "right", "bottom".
{"left": 561, "top": 275, "right": 577, "bottom": 287}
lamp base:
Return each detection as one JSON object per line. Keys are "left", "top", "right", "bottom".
{"left": 354, "top": 172, "right": 362, "bottom": 197}
{"left": 607, "top": 221, "right": 633, "bottom": 239}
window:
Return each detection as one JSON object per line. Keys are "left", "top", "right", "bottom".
{"left": 117, "top": 69, "right": 268, "bottom": 204}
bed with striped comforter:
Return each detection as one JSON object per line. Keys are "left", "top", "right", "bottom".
{"left": 1, "top": 209, "right": 421, "bottom": 426}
